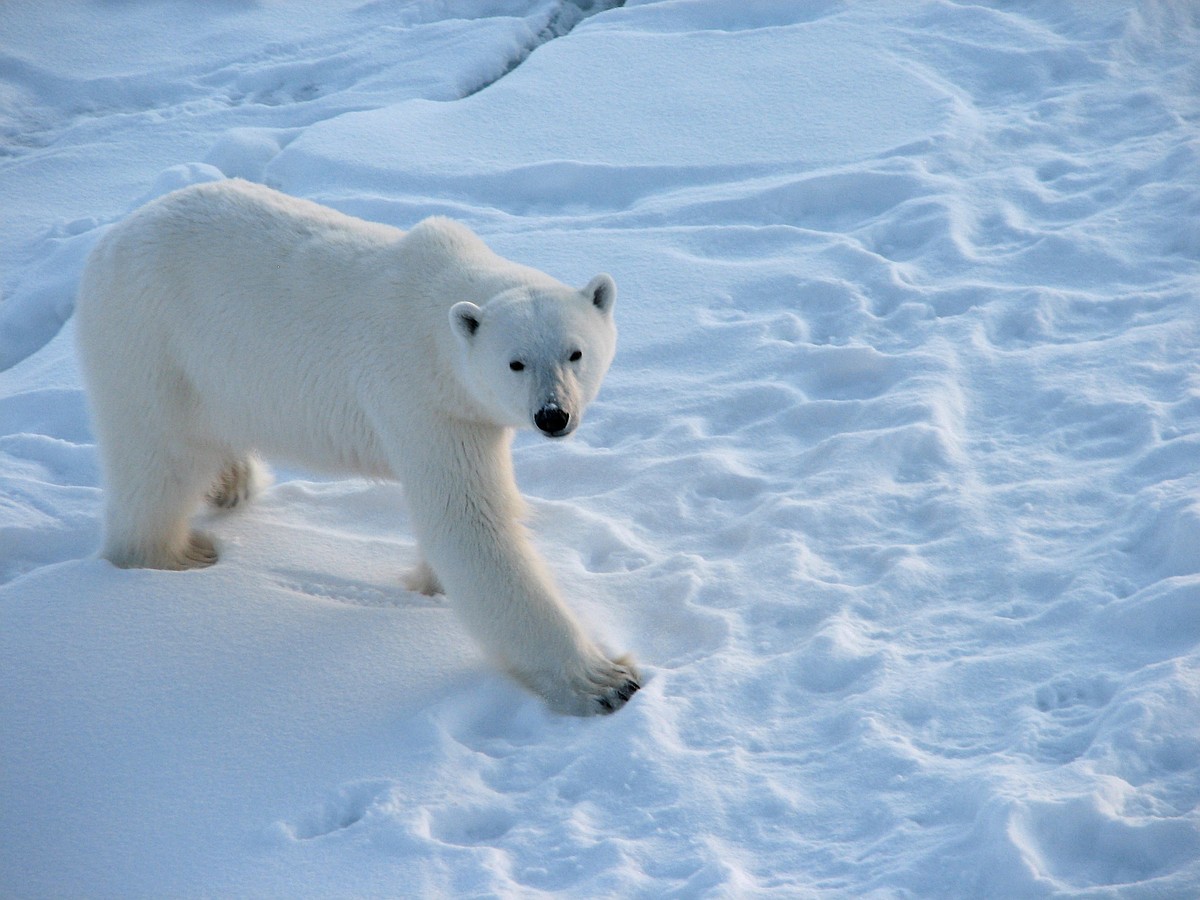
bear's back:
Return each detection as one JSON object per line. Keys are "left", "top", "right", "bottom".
{"left": 139, "top": 179, "right": 400, "bottom": 263}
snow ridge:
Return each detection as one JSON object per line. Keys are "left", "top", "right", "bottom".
{"left": 462, "top": 0, "right": 627, "bottom": 98}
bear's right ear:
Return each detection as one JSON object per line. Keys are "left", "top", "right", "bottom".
{"left": 449, "top": 301, "right": 483, "bottom": 344}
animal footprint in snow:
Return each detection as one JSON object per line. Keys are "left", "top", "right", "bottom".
{"left": 429, "top": 804, "right": 516, "bottom": 846}
{"left": 272, "top": 568, "right": 441, "bottom": 609}
{"left": 1034, "top": 676, "right": 1114, "bottom": 712}
{"left": 284, "top": 780, "right": 395, "bottom": 841}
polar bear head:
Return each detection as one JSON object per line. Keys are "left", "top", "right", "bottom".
{"left": 450, "top": 274, "right": 617, "bottom": 437}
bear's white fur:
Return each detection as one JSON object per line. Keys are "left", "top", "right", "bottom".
{"left": 75, "top": 179, "right": 638, "bottom": 715}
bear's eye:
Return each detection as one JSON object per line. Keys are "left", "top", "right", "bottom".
{"left": 509, "top": 360, "right": 525, "bottom": 372}
{"left": 569, "top": 350, "right": 582, "bottom": 362}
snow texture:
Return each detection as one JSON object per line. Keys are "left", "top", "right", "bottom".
{"left": 2, "top": 1, "right": 1199, "bottom": 896}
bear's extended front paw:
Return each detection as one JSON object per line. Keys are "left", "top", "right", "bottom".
{"left": 591, "top": 659, "right": 641, "bottom": 715}
{"left": 528, "top": 653, "right": 641, "bottom": 716}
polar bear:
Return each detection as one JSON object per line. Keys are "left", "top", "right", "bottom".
{"left": 75, "top": 178, "right": 639, "bottom": 716}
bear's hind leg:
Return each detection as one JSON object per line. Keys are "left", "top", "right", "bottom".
{"left": 103, "top": 498, "right": 219, "bottom": 570}
{"left": 207, "top": 455, "right": 270, "bottom": 510}
{"left": 99, "top": 438, "right": 224, "bottom": 571}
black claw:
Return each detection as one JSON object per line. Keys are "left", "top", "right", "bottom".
{"left": 617, "top": 679, "right": 640, "bottom": 703}
{"left": 594, "top": 678, "right": 641, "bottom": 714}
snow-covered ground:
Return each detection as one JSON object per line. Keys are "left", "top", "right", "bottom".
{"left": 3, "top": 1, "right": 1199, "bottom": 896}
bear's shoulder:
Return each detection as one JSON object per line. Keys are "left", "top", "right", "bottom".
{"left": 403, "top": 216, "right": 493, "bottom": 263}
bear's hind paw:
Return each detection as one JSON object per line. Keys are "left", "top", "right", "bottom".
{"left": 106, "top": 530, "right": 218, "bottom": 570}
{"left": 402, "top": 560, "right": 444, "bottom": 596}
{"left": 177, "top": 531, "right": 219, "bottom": 569}
{"left": 207, "top": 457, "right": 269, "bottom": 510}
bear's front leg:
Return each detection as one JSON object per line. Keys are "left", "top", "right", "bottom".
{"left": 423, "top": 518, "right": 641, "bottom": 716}
{"left": 400, "top": 430, "right": 640, "bottom": 715}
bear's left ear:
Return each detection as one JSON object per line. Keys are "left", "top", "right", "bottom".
{"left": 584, "top": 274, "right": 616, "bottom": 315}
{"left": 449, "top": 301, "right": 483, "bottom": 344}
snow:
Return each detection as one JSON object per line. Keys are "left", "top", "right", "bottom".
{"left": 2, "top": 0, "right": 1199, "bottom": 896}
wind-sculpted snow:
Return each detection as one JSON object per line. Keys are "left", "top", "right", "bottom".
{"left": 2, "top": 1, "right": 1199, "bottom": 896}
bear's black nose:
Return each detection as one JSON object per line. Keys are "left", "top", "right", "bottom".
{"left": 535, "top": 405, "right": 571, "bottom": 437}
